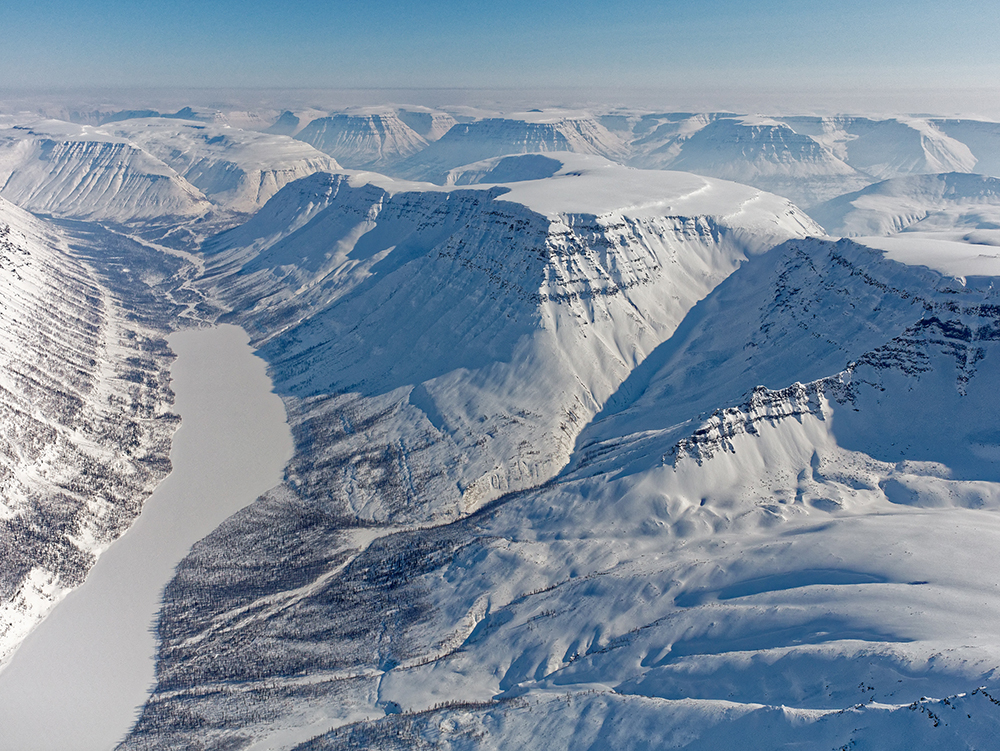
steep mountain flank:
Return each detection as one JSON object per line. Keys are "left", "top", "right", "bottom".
{"left": 0, "top": 199, "right": 183, "bottom": 665}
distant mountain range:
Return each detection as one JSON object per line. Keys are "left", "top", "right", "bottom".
{"left": 0, "top": 104, "right": 999, "bottom": 750}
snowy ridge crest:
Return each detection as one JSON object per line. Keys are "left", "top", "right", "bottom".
{"left": 669, "top": 380, "right": 845, "bottom": 466}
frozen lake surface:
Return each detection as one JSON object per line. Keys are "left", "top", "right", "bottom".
{"left": 0, "top": 324, "right": 293, "bottom": 751}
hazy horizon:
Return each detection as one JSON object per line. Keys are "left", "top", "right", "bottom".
{"left": 3, "top": 0, "right": 999, "bottom": 118}
{"left": 2, "top": 83, "right": 999, "bottom": 120}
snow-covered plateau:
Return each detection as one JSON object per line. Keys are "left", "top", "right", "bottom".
{"left": 0, "top": 104, "right": 999, "bottom": 750}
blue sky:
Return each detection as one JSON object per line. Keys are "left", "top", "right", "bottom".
{"left": 3, "top": 0, "right": 998, "bottom": 97}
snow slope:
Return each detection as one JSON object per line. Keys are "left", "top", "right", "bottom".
{"left": 265, "top": 109, "right": 330, "bottom": 138}
{"left": 840, "top": 118, "right": 977, "bottom": 180}
{"left": 204, "top": 155, "right": 817, "bottom": 520}
{"left": 397, "top": 108, "right": 459, "bottom": 142}
{"left": 393, "top": 114, "right": 627, "bottom": 184}
{"left": 294, "top": 112, "right": 428, "bottom": 171}
{"left": 935, "top": 119, "right": 1000, "bottom": 177}
{"left": 621, "top": 114, "right": 990, "bottom": 209}
{"left": 444, "top": 153, "right": 565, "bottom": 185}
{"left": 627, "top": 115, "right": 867, "bottom": 208}
{"left": 809, "top": 172, "right": 1000, "bottom": 237}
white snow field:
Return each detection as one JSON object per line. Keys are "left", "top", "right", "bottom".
{"left": 0, "top": 325, "right": 292, "bottom": 751}
{"left": 0, "top": 105, "right": 999, "bottom": 749}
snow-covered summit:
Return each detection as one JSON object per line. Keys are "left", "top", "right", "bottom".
{"left": 393, "top": 116, "right": 626, "bottom": 184}
{"left": 294, "top": 112, "right": 428, "bottom": 170}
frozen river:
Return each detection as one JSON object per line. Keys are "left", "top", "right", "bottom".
{"left": 0, "top": 325, "right": 293, "bottom": 751}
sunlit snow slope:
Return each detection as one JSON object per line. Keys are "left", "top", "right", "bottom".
{"left": 809, "top": 172, "right": 1000, "bottom": 237}
{"left": 393, "top": 114, "right": 626, "bottom": 184}
{"left": 294, "top": 112, "right": 428, "bottom": 171}
{"left": 107, "top": 119, "right": 342, "bottom": 214}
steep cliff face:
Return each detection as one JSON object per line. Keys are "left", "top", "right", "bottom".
{"left": 0, "top": 199, "right": 181, "bottom": 665}
{"left": 0, "top": 122, "right": 211, "bottom": 222}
